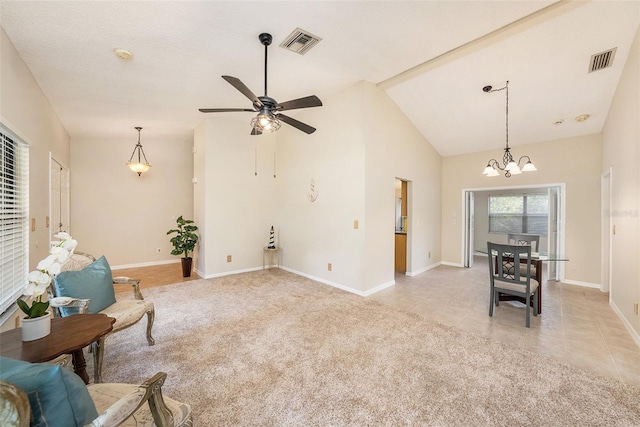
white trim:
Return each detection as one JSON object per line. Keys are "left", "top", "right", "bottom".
{"left": 112, "top": 259, "right": 180, "bottom": 270}
{"left": 561, "top": 279, "right": 602, "bottom": 290}
{"left": 610, "top": 299, "right": 640, "bottom": 349}
{"left": 406, "top": 262, "right": 441, "bottom": 276}
{"left": 441, "top": 261, "right": 464, "bottom": 268}
{"left": 280, "top": 266, "right": 396, "bottom": 297}
{"left": 201, "top": 266, "right": 263, "bottom": 279}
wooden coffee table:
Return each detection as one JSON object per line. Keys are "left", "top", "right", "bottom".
{"left": 0, "top": 313, "right": 115, "bottom": 384}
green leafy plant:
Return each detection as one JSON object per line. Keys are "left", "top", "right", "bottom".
{"left": 167, "top": 216, "right": 199, "bottom": 258}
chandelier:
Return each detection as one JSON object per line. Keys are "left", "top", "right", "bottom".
{"left": 482, "top": 81, "right": 536, "bottom": 178}
{"left": 126, "top": 127, "right": 151, "bottom": 176}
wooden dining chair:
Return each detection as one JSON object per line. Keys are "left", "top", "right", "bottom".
{"left": 487, "top": 242, "right": 539, "bottom": 327}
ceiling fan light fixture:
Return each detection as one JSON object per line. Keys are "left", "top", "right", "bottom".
{"left": 251, "top": 112, "right": 281, "bottom": 133}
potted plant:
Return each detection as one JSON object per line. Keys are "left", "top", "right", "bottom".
{"left": 167, "top": 216, "right": 199, "bottom": 277}
{"left": 18, "top": 232, "right": 77, "bottom": 341}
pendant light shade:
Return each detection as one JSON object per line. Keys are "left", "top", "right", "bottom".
{"left": 126, "top": 127, "right": 151, "bottom": 176}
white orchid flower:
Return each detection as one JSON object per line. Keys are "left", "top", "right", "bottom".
{"left": 51, "top": 247, "right": 69, "bottom": 263}
{"left": 36, "top": 254, "right": 57, "bottom": 271}
{"left": 54, "top": 232, "right": 71, "bottom": 240}
{"left": 47, "top": 262, "right": 62, "bottom": 276}
{"left": 62, "top": 239, "right": 77, "bottom": 251}
{"left": 23, "top": 281, "right": 48, "bottom": 297}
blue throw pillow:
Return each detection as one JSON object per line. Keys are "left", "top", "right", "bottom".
{"left": 53, "top": 255, "right": 116, "bottom": 315}
{"left": 0, "top": 357, "right": 98, "bottom": 426}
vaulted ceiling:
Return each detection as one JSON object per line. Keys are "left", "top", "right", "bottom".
{"left": 1, "top": 1, "right": 638, "bottom": 157}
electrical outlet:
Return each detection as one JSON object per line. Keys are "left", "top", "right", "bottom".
{"left": 156, "top": 248, "right": 161, "bottom": 253}
{"left": 634, "top": 302, "right": 638, "bottom": 315}
{"left": 327, "top": 263, "right": 332, "bottom": 271}
{"left": 227, "top": 255, "right": 232, "bottom": 262}
{"left": 428, "top": 251, "right": 431, "bottom": 259}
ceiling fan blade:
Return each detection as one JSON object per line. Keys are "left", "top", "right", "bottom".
{"left": 222, "top": 75, "right": 263, "bottom": 108}
{"left": 199, "top": 108, "right": 255, "bottom": 113}
{"left": 277, "top": 114, "right": 316, "bottom": 134}
{"left": 250, "top": 128, "right": 262, "bottom": 136}
{"left": 278, "top": 95, "right": 323, "bottom": 111}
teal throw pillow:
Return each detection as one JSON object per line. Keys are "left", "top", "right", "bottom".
{"left": 53, "top": 255, "right": 116, "bottom": 315}
{"left": 0, "top": 356, "right": 98, "bottom": 427}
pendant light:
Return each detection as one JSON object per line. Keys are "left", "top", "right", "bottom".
{"left": 126, "top": 127, "right": 151, "bottom": 176}
{"left": 482, "top": 81, "right": 536, "bottom": 178}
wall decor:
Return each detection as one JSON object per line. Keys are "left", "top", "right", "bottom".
{"left": 308, "top": 179, "right": 319, "bottom": 202}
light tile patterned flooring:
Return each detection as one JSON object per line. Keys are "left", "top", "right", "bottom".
{"left": 369, "top": 256, "right": 640, "bottom": 386}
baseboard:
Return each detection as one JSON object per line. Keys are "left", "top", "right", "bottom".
{"left": 112, "top": 259, "right": 180, "bottom": 270}
{"left": 441, "top": 261, "right": 464, "bottom": 268}
{"left": 407, "top": 262, "right": 441, "bottom": 277}
{"left": 202, "top": 266, "right": 263, "bottom": 279}
{"left": 561, "top": 279, "right": 601, "bottom": 289}
{"left": 610, "top": 300, "right": 640, "bottom": 349}
{"left": 280, "top": 266, "right": 395, "bottom": 297}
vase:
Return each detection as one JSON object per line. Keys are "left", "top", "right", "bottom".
{"left": 21, "top": 312, "right": 51, "bottom": 341}
{"left": 181, "top": 257, "right": 193, "bottom": 278}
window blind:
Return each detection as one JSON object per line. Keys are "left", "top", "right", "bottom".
{"left": 1, "top": 125, "right": 29, "bottom": 315}
{"left": 489, "top": 194, "right": 548, "bottom": 235}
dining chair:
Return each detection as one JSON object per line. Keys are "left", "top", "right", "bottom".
{"left": 487, "top": 242, "right": 539, "bottom": 327}
{"left": 507, "top": 232, "right": 540, "bottom": 280}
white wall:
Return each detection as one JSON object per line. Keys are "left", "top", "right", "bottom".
{"left": 276, "top": 81, "right": 442, "bottom": 293}
{"left": 70, "top": 133, "right": 193, "bottom": 267}
{"left": 442, "top": 134, "right": 602, "bottom": 286}
{"left": 194, "top": 117, "right": 278, "bottom": 277}
{"left": 601, "top": 27, "right": 640, "bottom": 336}
{"left": 0, "top": 29, "right": 70, "bottom": 331}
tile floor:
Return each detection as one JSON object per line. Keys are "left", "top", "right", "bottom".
{"left": 369, "top": 256, "right": 640, "bottom": 386}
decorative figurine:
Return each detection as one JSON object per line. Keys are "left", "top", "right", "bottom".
{"left": 268, "top": 226, "right": 276, "bottom": 249}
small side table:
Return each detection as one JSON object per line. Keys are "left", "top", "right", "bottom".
{"left": 263, "top": 247, "right": 280, "bottom": 269}
{"left": 0, "top": 313, "right": 115, "bottom": 384}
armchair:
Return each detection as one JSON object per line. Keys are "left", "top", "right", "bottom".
{"left": 0, "top": 359, "right": 192, "bottom": 427}
{"left": 49, "top": 252, "right": 155, "bottom": 383}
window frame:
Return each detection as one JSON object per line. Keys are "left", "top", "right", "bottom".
{"left": 0, "top": 124, "right": 29, "bottom": 316}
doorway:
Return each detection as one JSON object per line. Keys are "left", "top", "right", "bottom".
{"left": 463, "top": 183, "right": 566, "bottom": 282}
{"left": 394, "top": 178, "right": 408, "bottom": 273}
{"left": 50, "top": 156, "right": 70, "bottom": 240}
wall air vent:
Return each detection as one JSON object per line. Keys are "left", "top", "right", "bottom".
{"left": 280, "top": 28, "right": 322, "bottom": 55}
{"left": 589, "top": 47, "right": 617, "bottom": 73}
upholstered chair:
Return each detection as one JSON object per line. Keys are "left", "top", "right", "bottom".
{"left": 49, "top": 252, "right": 155, "bottom": 383}
{"left": 0, "top": 357, "right": 192, "bottom": 427}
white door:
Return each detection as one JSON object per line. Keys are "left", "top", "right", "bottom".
{"left": 547, "top": 186, "right": 560, "bottom": 281}
{"left": 601, "top": 169, "right": 612, "bottom": 293}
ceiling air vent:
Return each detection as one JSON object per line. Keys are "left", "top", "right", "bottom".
{"left": 280, "top": 28, "right": 322, "bottom": 55}
{"left": 589, "top": 47, "right": 617, "bottom": 73}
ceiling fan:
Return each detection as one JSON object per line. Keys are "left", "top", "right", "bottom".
{"left": 199, "top": 33, "right": 322, "bottom": 135}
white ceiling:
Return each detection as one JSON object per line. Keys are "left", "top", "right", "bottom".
{"left": 1, "top": 1, "right": 638, "bottom": 157}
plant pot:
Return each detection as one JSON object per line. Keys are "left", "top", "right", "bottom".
{"left": 21, "top": 312, "right": 51, "bottom": 341}
{"left": 181, "top": 257, "right": 193, "bottom": 278}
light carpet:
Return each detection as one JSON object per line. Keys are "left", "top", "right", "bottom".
{"left": 98, "top": 269, "right": 640, "bottom": 425}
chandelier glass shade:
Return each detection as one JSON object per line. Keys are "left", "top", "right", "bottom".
{"left": 482, "top": 81, "right": 536, "bottom": 178}
{"left": 126, "top": 126, "right": 151, "bottom": 176}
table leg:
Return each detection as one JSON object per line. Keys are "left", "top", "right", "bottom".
{"left": 71, "top": 349, "right": 90, "bottom": 384}
{"left": 91, "top": 337, "right": 106, "bottom": 384}
{"left": 535, "top": 260, "right": 542, "bottom": 314}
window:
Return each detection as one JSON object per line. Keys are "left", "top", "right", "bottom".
{"left": 489, "top": 194, "right": 548, "bottom": 235}
{"left": 1, "top": 125, "right": 29, "bottom": 315}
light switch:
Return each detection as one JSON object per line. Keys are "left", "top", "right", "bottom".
{"left": 354, "top": 220, "right": 359, "bottom": 229}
